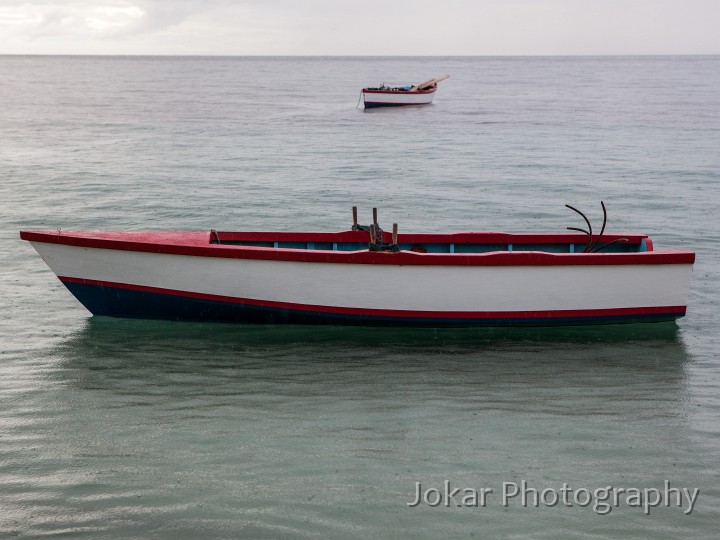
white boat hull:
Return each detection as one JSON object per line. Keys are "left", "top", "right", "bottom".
{"left": 27, "top": 240, "right": 693, "bottom": 326}
{"left": 362, "top": 88, "right": 436, "bottom": 108}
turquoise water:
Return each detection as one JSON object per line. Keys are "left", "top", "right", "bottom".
{"left": 1, "top": 56, "right": 719, "bottom": 538}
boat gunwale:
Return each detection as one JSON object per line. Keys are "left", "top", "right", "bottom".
{"left": 20, "top": 230, "right": 696, "bottom": 267}
{"left": 361, "top": 86, "right": 437, "bottom": 95}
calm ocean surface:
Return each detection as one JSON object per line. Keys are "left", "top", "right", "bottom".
{"left": 1, "top": 56, "right": 719, "bottom": 538}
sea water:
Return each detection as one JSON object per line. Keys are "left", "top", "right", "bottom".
{"left": 1, "top": 55, "right": 719, "bottom": 538}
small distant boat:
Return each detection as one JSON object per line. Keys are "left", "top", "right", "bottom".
{"left": 361, "top": 75, "right": 449, "bottom": 109}
{"left": 20, "top": 204, "right": 695, "bottom": 327}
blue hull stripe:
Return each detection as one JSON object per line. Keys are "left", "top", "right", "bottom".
{"left": 364, "top": 103, "right": 430, "bottom": 108}
{"left": 62, "top": 281, "right": 683, "bottom": 327}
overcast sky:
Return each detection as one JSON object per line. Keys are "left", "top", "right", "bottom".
{"left": 0, "top": 0, "right": 718, "bottom": 56}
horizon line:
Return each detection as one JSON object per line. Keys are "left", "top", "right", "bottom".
{"left": 1, "top": 53, "right": 719, "bottom": 58}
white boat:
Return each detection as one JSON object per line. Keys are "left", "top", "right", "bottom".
{"left": 20, "top": 206, "right": 695, "bottom": 327}
{"left": 361, "top": 75, "right": 449, "bottom": 109}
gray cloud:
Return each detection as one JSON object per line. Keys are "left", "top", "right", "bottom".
{"left": 0, "top": 0, "right": 718, "bottom": 55}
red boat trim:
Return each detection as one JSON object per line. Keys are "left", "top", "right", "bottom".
{"left": 362, "top": 87, "right": 437, "bottom": 95}
{"left": 212, "top": 231, "right": 647, "bottom": 245}
{"left": 364, "top": 102, "right": 433, "bottom": 107}
{"left": 58, "top": 276, "right": 687, "bottom": 320}
{"left": 20, "top": 231, "right": 695, "bottom": 266}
